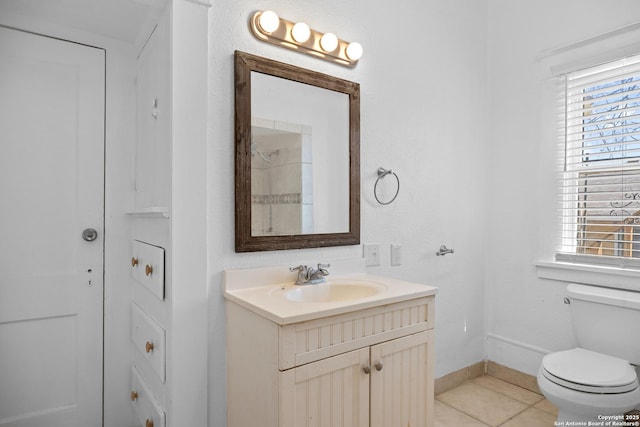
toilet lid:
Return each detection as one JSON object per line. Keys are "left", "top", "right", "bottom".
{"left": 542, "top": 348, "right": 638, "bottom": 393}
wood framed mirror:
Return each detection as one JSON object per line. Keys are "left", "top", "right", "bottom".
{"left": 234, "top": 51, "right": 360, "bottom": 252}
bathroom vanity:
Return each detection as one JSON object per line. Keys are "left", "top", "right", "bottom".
{"left": 224, "top": 263, "right": 437, "bottom": 427}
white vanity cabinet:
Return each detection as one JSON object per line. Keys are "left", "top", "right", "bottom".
{"left": 226, "top": 294, "right": 435, "bottom": 427}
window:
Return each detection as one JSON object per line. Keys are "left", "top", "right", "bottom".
{"left": 557, "top": 54, "right": 640, "bottom": 267}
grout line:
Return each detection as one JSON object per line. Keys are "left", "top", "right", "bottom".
{"left": 496, "top": 405, "right": 532, "bottom": 427}
{"left": 435, "top": 399, "right": 491, "bottom": 426}
{"left": 473, "top": 375, "right": 545, "bottom": 405}
{"left": 436, "top": 376, "right": 553, "bottom": 427}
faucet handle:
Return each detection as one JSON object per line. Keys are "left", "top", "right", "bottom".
{"left": 289, "top": 265, "right": 305, "bottom": 272}
{"left": 316, "top": 263, "right": 330, "bottom": 275}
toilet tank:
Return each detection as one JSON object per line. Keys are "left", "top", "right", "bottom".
{"left": 568, "top": 283, "right": 640, "bottom": 364}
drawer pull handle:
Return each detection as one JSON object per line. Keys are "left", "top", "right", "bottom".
{"left": 374, "top": 361, "right": 383, "bottom": 371}
{"left": 145, "top": 419, "right": 154, "bottom": 427}
{"left": 131, "top": 257, "right": 139, "bottom": 267}
{"left": 145, "top": 264, "right": 153, "bottom": 276}
{"left": 145, "top": 341, "right": 154, "bottom": 353}
{"left": 362, "top": 365, "right": 371, "bottom": 375}
{"left": 130, "top": 390, "right": 138, "bottom": 401}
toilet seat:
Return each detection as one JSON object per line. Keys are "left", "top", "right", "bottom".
{"left": 542, "top": 348, "right": 638, "bottom": 394}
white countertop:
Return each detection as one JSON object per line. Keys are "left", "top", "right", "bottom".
{"left": 224, "top": 262, "right": 437, "bottom": 325}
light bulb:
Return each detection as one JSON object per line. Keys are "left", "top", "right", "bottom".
{"left": 320, "top": 32, "right": 338, "bottom": 52}
{"left": 258, "top": 10, "right": 280, "bottom": 34}
{"left": 345, "top": 42, "right": 363, "bottom": 61}
{"left": 291, "top": 22, "right": 311, "bottom": 43}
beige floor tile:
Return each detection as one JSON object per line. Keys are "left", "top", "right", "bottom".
{"left": 472, "top": 376, "right": 544, "bottom": 406}
{"left": 437, "top": 382, "right": 528, "bottom": 426}
{"left": 435, "top": 400, "right": 489, "bottom": 427}
{"left": 499, "top": 407, "right": 556, "bottom": 427}
{"left": 533, "top": 399, "right": 559, "bottom": 416}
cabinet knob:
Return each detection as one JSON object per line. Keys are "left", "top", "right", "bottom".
{"left": 131, "top": 257, "right": 139, "bottom": 267}
{"left": 362, "top": 365, "right": 371, "bottom": 375}
{"left": 145, "top": 264, "right": 153, "bottom": 276}
{"left": 374, "top": 361, "right": 383, "bottom": 371}
{"left": 145, "top": 341, "right": 154, "bottom": 353}
{"left": 130, "top": 390, "right": 138, "bottom": 401}
{"left": 145, "top": 419, "right": 154, "bottom": 427}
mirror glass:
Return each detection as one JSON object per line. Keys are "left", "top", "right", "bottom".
{"left": 235, "top": 51, "right": 360, "bottom": 252}
{"left": 251, "top": 72, "right": 349, "bottom": 236}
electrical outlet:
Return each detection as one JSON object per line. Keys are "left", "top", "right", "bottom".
{"left": 363, "top": 244, "right": 380, "bottom": 266}
{"left": 391, "top": 243, "right": 402, "bottom": 266}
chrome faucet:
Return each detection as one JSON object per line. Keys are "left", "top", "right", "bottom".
{"left": 289, "top": 263, "right": 331, "bottom": 285}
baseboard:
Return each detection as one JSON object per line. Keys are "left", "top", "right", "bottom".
{"left": 434, "top": 361, "right": 485, "bottom": 395}
{"left": 486, "top": 360, "right": 541, "bottom": 394}
{"left": 486, "top": 333, "right": 548, "bottom": 377}
{"left": 435, "top": 360, "right": 541, "bottom": 395}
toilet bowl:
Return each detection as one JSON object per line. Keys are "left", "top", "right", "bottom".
{"left": 537, "top": 284, "right": 640, "bottom": 423}
{"left": 537, "top": 348, "right": 640, "bottom": 422}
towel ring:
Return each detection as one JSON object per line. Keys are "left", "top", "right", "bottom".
{"left": 374, "top": 167, "right": 400, "bottom": 205}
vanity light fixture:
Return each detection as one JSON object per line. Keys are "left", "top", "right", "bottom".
{"left": 319, "top": 32, "right": 338, "bottom": 52}
{"left": 257, "top": 10, "right": 280, "bottom": 33}
{"left": 345, "top": 42, "right": 363, "bottom": 61}
{"left": 291, "top": 22, "right": 311, "bottom": 43}
{"left": 249, "top": 10, "right": 363, "bottom": 67}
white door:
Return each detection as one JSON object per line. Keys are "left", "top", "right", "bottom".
{"left": 0, "top": 27, "right": 105, "bottom": 427}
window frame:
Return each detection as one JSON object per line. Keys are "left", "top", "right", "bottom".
{"left": 556, "top": 54, "right": 640, "bottom": 268}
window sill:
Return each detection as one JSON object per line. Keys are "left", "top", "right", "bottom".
{"left": 535, "top": 261, "right": 640, "bottom": 291}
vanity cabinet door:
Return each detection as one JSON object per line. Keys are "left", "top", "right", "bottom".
{"left": 280, "top": 347, "right": 370, "bottom": 427}
{"left": 370, "top": 331, "right": 435, "bottom": 427}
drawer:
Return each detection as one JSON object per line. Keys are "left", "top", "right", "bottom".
{"left": 279, "top": 296, "right": 434, "bottom": 370}
{"left": 131, "top": 240, "right": 165, "bottom": 300}
{"left": 132, "top": 303, "right": 166, "bottom": 382}
{"left": 130, "top": 365, "right": 166, "bottom": 427}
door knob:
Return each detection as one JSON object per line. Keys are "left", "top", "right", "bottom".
{"left": 131, "top": 257, "right": 139, "bottom": 267}
{"left": 374, "top": 361, "right": 383, "bottom": 371}
{"left": 145, "top": 264, "right": 153, "bottom": 276}
{"left": 362, "top": 365, "right": 371, "bottom": 374}
{"left": 145, "top": 419, "right": 154, "bottom": 427}
{"left": 130, "top": 390, "right": 138, "bottom": 401}
{"left": 82, "top": 228, "right": 98, "bottom": 242}
{"left": 145, "top": 341, "right": 154, "bottom": 353}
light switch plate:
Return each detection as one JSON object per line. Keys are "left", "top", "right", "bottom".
{"left": 363, "top": 243, "right": 380, "bottom": 266}
{"left": 391, "top": 243, "right": 402, "bottom": 266}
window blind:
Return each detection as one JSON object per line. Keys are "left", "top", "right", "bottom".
{"left": 556, "top": 54, "right": 640, "bottom": 267}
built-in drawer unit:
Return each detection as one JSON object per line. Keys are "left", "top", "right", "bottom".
{"left": 131, "top": 303, "right": 166, "bottom": 382}
{"left": 131, "top": 240, "right": 165, "bottom": 300}
{"left": 130, "top": 365, "right": 166, "bottom": 427}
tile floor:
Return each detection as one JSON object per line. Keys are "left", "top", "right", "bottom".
{"left": 435, "top": 375, "right": 558, "bottom": 426}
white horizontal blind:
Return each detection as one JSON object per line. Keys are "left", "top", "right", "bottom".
{"left": 557, "top": 54, "right": 640, "bottom": 267}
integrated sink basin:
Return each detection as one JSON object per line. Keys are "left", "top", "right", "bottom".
{"left": 224, "top": 262, "right": 438, "bottom": 324}
{"left": 283, "top": 280, "right": 386, "bottom": 303}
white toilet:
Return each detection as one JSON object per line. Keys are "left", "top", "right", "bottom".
{"left": 537, "top": 283, "right": 640, "bottom": 423}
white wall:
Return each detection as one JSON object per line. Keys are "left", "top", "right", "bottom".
{"left": 207, "top": 0, "right": 489, "bottom": 424}
{"left": 169, "top": 1, "right": 209, "bottom": 425}
{"left": 485, "top": 0, "right": 640, "bottom": 375}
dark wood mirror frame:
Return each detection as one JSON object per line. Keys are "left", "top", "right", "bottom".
{"left": 234, "top": 51, "right": 360, "bottom": 252}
